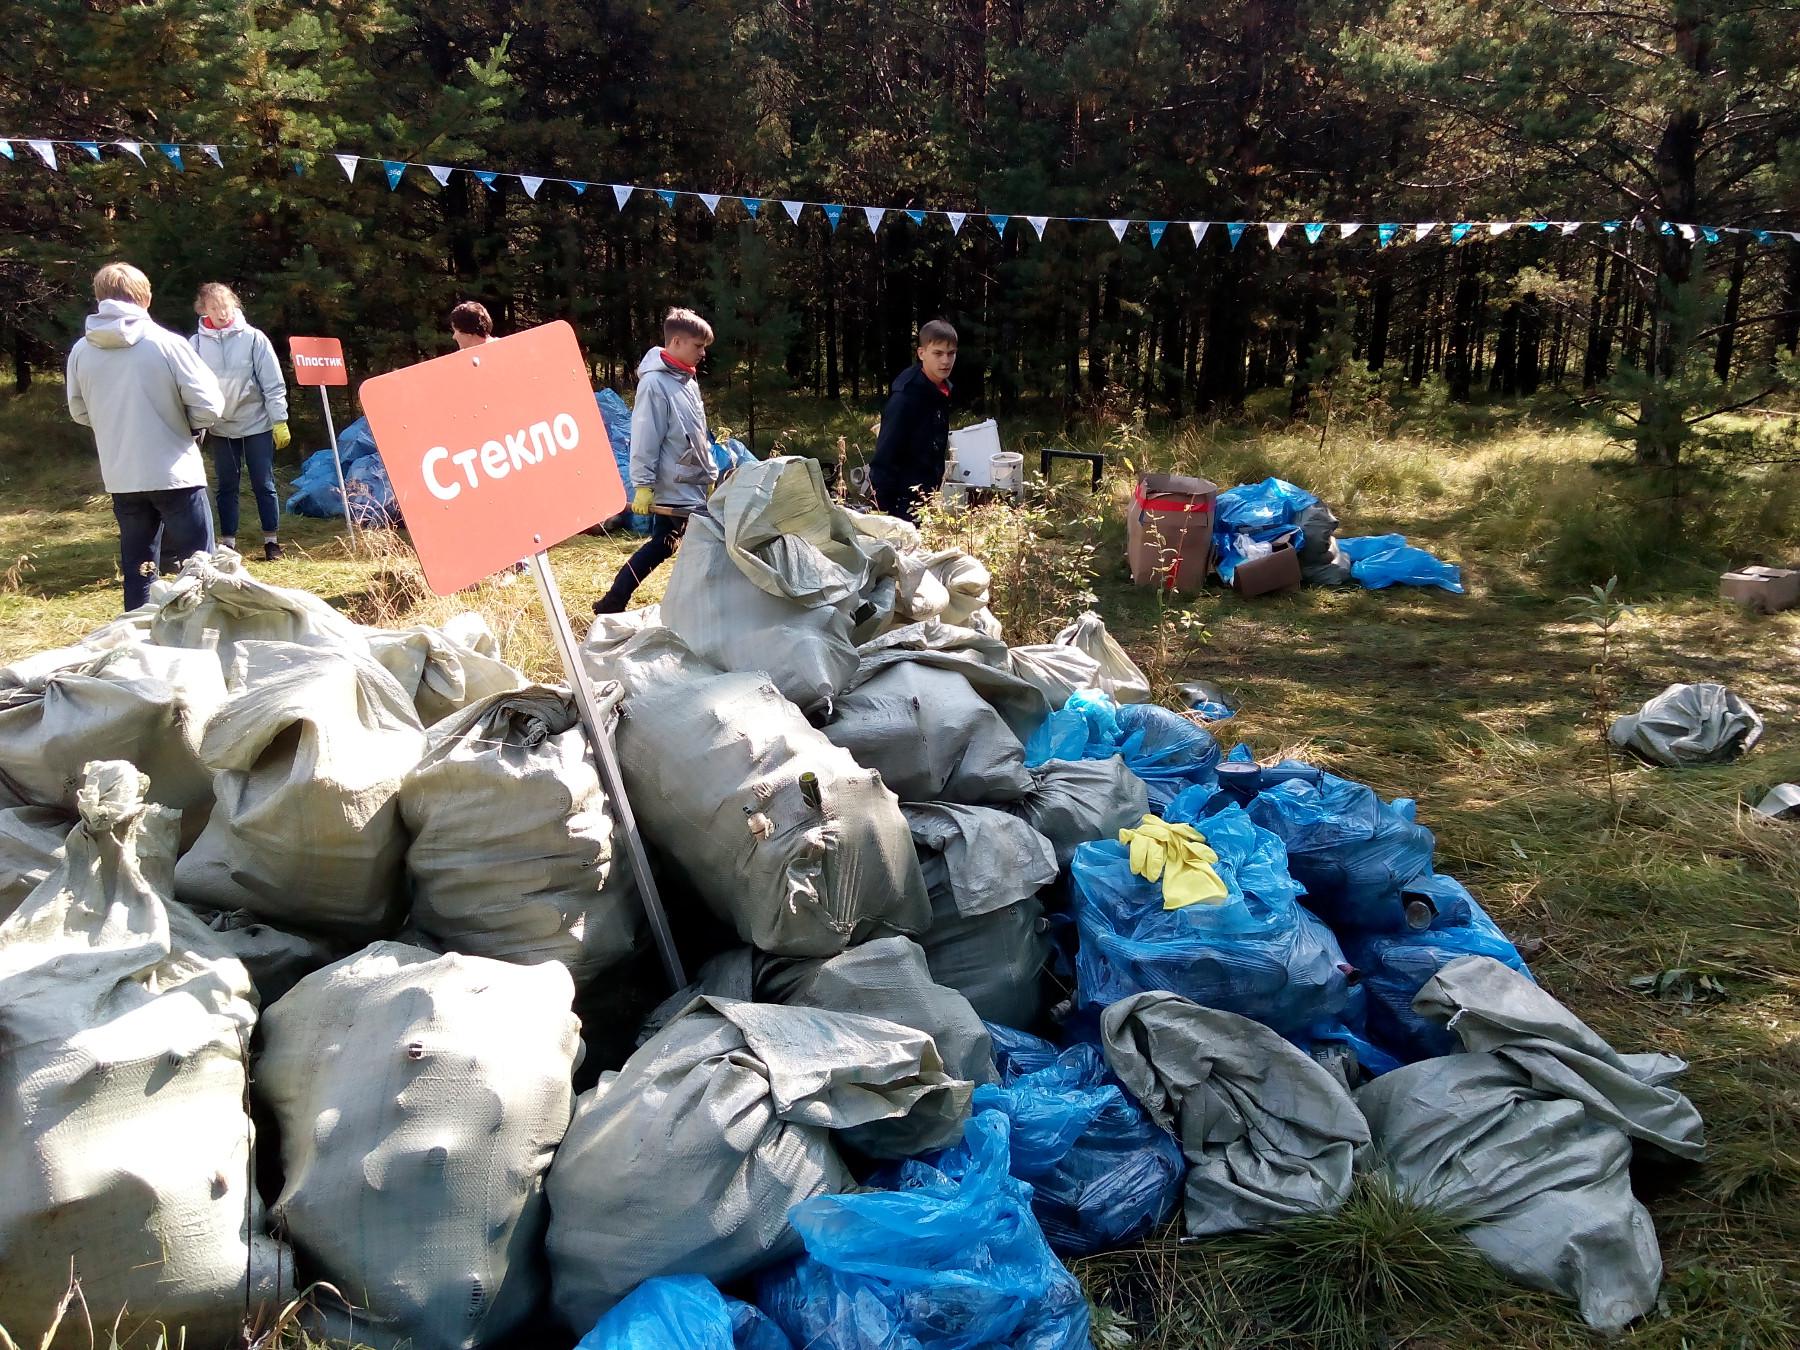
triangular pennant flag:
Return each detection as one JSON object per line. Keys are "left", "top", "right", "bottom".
{"left": 567, "top": 181, "right": 587, "bottom": 195}
{"left": 426, "top": 164, "right": 453, "bottom": 187}
{"left": 1028, "top": 215, "right": 1050, "bottom": 240}
{"left": 115, "top": 140, "right": 145, "bottom": 163}
{"left": 1788, "top": 232, "right": 1800, "bottom": 243}
{"left": 474, "top": 170, "right": 498, "bottom": 191}
{"left": 1414, "top": 222, "right": 1437, "bottom": 242}
{"left": 947, "top": 211, "right": 968, "bottom": 235}
{"left": 0, "top": 140, "right": 12, "bottom": 161}
{"left": 1754, "top": 230, "right": 1774, "bottom": 245}
{"left": 989, "top": 213, "right": 1010, "bottom": 236}
{"left": 906, "top": 209, "right": 926, "bottom": 227}
{"left": 157, "top": 143, "right": 183, "bottom": 171}
{"left": 1488, "top": 222, "right": 1512, "bottom": 237}
{"left": 822, "top": 203, "right": 844, "bottom": 230}
{"left": 1227, "top": 222, "right": 1248, "bottom": 249}
{"left": 77, "top": 141, "right": 102, "bottom": 161}
{"left": 26, "top": 140, "right": 56, "bottom": 170}
{"left": 335, "top": 153, "right": 359, "bottom": 182}
{"left": 1560, "top": 221, "right": 1582, "bottom": 236}
{"left": 384, "top": 161, "right": 406, "bottom": 190}
{"left": 1339, "top": 222, "right": 1363, "bottom": 239}
{"left": 1701, "top": 226, "right": 1720, "bottom": 243}
{"left": 1147, "top": 221, "right": 1167, "bottom": 247}
{"left": 612, "top": 184, "right": 634, "bottom": 209}
{"left": 781, "top": 199, "right": 804, "bottom": 224}
{"left": 1189, "top": 221, "right": 1211, "bottom": 245}
{"left": 1266, "top": 222, "right": 1290, "bottom": 247}
{"left": 741, "top": 197, "right": 761, "bottom": 217}
{"left": 201, "top": 144, "right": 221, "bottom": 167}
{"left": 1676, "top": 223, "right": 1696, "bottom": 241}
{"left": 1377, "top": 223, "right": 1399, "bottom": 247}
{"left": 656, "top": 189, "right": 677, "bottom": 209}
{"left": 1603, "top": 220, "right": 1621, "bottom": 232}
{"left": 1659, "top": 221, "right": 1675, "bottom": 235}
{"left": 519, "top": 174, "right": 544, "bottom": 199}
{"left": 1108, "top": 219, "right": 1129, "bottom": 241}
{"left": 1303, "top": 222, "right": 1326, "bottom": 244}
{"left": 1449, "top": 222, "right": 1472, "bottom": 243}
{"left": 863, "top": 206, "right": 886, "bottom": 232}
{"left": 699, "top": 193, "right": 721, "bottom": 214}
{"left": 1527, "top": 221, "right": 1550, "bottom": 232}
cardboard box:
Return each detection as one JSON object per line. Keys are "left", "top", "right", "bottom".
{"left": 1128, "top": 472, "right": 1217, "bottom": 592}
{"left": 1720, "top": 565, "right": 1800, "bottom": 614}
{"left": 1233, "top": 540, "right": 1302, "bottom": 597}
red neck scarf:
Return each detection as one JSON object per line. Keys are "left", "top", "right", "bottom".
{"left": 660, "top": 348, "right": 698, "bottom": 375}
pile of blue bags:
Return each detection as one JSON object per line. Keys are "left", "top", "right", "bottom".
{"left": 1212, "top": 475, "right": 1465, "bottom": 593}
{"left": 1026, "top": 688, "right": 1221, "bottom": 811}
{"left": 285, "top": 416, "right": 402, "bottom": 527}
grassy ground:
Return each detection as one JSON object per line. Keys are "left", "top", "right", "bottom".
{"left": 2, "top": 382, "right": 1797, "bottom": 1348}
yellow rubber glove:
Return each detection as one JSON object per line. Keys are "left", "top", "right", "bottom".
{"left": 633, "top": 485, "right": 655, "bottom": 515}
{"left": 1119, "top": 815, "right": 1229, "bottom": 910}
{"left": 271, "top": 421, "right": 291, "bottom": 452}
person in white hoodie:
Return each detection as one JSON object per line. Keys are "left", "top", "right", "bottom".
{"left": 192, "top": 282, "right": 290, "bottom": 559}
{"left": 66, "top": 262, "right": 225, "bottom": 612}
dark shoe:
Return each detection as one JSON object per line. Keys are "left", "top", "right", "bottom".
{"left": 593, "top": 595, "right": 624, "bottom": 615}
{"left": 263, "top": 541, "right": 284, "bottom": 561}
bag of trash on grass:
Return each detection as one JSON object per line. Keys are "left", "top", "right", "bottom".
{"left": 973, "top": 1025, "right": 1184, "bottom": 1256}
{"left": 136, "top": 548, "right": 370, "bottom": 667}
{"left": 175, "top": 640, "right": 425, "bottom": 942}
{"left": 906, "top": 802, "right": 1058, "bottom": 1026}
{"left": 0, "top": 640, "right": 225, "bottom": 815}
{"left": 661, "top": 456, "right": 898, "bottom": 716}
{"left": 575, "top": 1275, "right": 793, "bottom": 1350}
{"left": 1007, "top": 754, "right": 1150, "bottom": 867}
{"left": 258, "top": 943, "right": 582, "bottom": 1350}
{"left": 585, "top": 622, "right": 929, "bottom": 957}
{"left": 1028, "top": 690, "right": 1219, "bottom": 811}
{"left": 0, "top": 762, "right": 291, "bottom": 1347}
{"left": 1357, "top": 955, "right": 1705, "bottom": 1331}
{"left": 1337, "top": 533, "right": 1465, "bottom": 593}
{"left": 365, "top": 614, "right": 525, "bottom": 726}
{"left": 401, "top": 685, "right": 640, "bottom": 986}
{"left": 1609, "top": 682, "right": 1764, "bottom": 767}
{"left": 1101, "top": 990, "right": 1369, "bottom": 1234}
{"left": 546, "top": 997, "right": 969, "bottom": 1331}
{"left": 1072, "top": 802, "right": 1352, "bottom": 1035}
{"left": 756, "top": 1110, "right": 1093, "bottom": 1350}
{"left": 823, "top": 661, "right": 1033, "bottom": 803}
{"left": 1053, "top": 610, "right": 1151, "bottom": 702}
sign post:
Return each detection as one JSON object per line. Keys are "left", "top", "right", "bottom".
{"left": 358, "top": 321, "right": 686, "bottom": 990}
{"left": 288, "top": 336, "right": 357, "bottom": 544}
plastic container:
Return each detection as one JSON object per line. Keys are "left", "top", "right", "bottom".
{"left": 990, "top": 451, "right": 1025, "bottom": 492}
{"left": 947, "top": 421, "right": 1004, "bottom": 485}
{"left": 1128, "top": 473, "right": 1217, "bottom": 592}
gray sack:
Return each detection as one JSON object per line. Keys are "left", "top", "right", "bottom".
{"left": 1007, "top": 755, "right": 1151, "bottom": 867}
{"left": 1608, "top": 682, "right": 1764, "bottom": 767}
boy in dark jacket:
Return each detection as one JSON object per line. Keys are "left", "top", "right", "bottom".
{"left": 871, "top": 319, "right": 957, "bottom": 523}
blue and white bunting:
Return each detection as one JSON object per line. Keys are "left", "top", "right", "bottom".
{"left": 1266, "top": 222, "right": 1289, "bottom": 247}
{"left": 1108, "top": 219, "right": 1129, "bottom": 241}
{"left": 158, "top": 143, "right": 183, "bottom": 171}
{"left": 1701, "top": 226, "right": 1720, "bottom": 243}
{"left": 201, "top": 144, "right": 222, "bottom": 168}
{"left": 520, "top": 175, "right": 544, "bottom": 199}
{"left": 1527, "top": 222, "right": 1550, "bottom": 233}
{"left": 1339, "top": 223, "right": 1363, "bottom": 239}
{"left": 781, "top": 199, "right": 804, "bottom": 224}
{"left": 1488, "top": 222, "right": 1511, "bottom": 237}
{"left": 1028, "top": 215, "right": 1050, "bottom": 240}
{"left": 1227, "top": 222, "right": 1247, "bottom": 249}
{"left": 77, "top": 141, "right": 102, "bottom": 161}
{"left": 1190, "top": 221, "right": 1210, "bottom": 245}
{"left": 115, "top": 140, "right": 144, "bottom": 163}
{"left": 1304, "top": 222, "right": 1326, "bottom": 244}
{"left": 699, "top": 192, "right": 721, "bottom": 214}
{"left": 947, "top": 211, "right": 967, "bottom": 235}
{"left": 0, "top": 140, "right": 13, "bottom": 161}
{"left": 906, "top": 209, "right": 926, "bottom": 227}
{"left": 989, "top": 213, "right": 1010, "bottom": 236}
{"left": 335, "top": 154, "right": 359, "bottom": 182}
{"left": 1603, "top": 220, "right": 1622, "bottom": 232}
{"left": 427, "top": 165, "right": 453, "bottom": 187}
{"left": 1560, "top": 221, "right": 1582, "bottom": 236}
{"left": 569, "top": 181, "right": 588, "bottom": 195}
{"left": 27, "top": 140, "right": 55, "bottom": 170}
{"left": 473, "top": 170, "right": 498, "bottom": 191}
{"left": 384, "top": 161, "right": 406, "bottom": 189}
{"left": 1147, "top": 220, "right": 1167, "bottom": 247}
{"left": 613, "top": 184, "right": 634, "bottom": 209}
{"left": 1449, "top": 222, "right": 1472, "bottom": 243}
{"left": 863, "top": 206, "right": 885, "bottom": 232}
{"left": 1414, "top": 222, "right": 1437, "bottom": 242}
{"left": 1377, "top": 223, "right": 1398, "bottom": 247}
{"left": 656, "top": 189, "right": 677, "bottom": 209}
{"left": 823, "top": 203, "right": 843, "bottom": 230}
{"left": 741, "top": 197, "right": 761, "bottom": 217}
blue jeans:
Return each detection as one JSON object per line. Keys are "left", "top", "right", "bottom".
{"left": 212, "top": 430, "right": 279, "bottom": 537}
{"left": 112, "top": 486, "right": 215, "bottom": 611}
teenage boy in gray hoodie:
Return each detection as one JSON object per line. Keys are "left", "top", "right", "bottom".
{"left": 592, "top": 308, "right": 717, "bottom": 614}
{"left": 67, "top": 262, "right": 225, "bottom": 611}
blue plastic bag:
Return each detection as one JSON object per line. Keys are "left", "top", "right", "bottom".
{"left": 1346, "top": 900, "right": 1533, "bottom": 1061}
{"left": 577, "top": 1275, "right": 793, "bottom": 1350}
{"left": 1070, "top": 803, "right": 1352, "bottom": 1035}
{"left": 757, "top": 1111, "right": 1092, "bottom": 1350}
{"left": 1244, "top": 771, "right": 1438, "bottom": 934}
{"left": 596, "top": 388, "right": 647, "bottom": 533}
{"left": 283, "top": 448, "right": 342, "bottom": 518}
{"left": 332, "top": 415, "right": 379, "bottom": 466}
{"left": 283, "top": 441, "right": 401, "bottom": 525}
{"left": 1025, "top": 692, "right": 1218, "bottom": 811}
{"left": 711, "top": 436, "right": 757, "bottom": 475}
{"left": 1336, "top": 534, "right": 1465, "bottom": 593}
{"left": 343, "top": 452, "right": 401, "bottom": 526}
{"left": 974, "top": 1028, "right": 1184, "bottom": 1256}
{"left": 1215, "top": 477, "right": 1320, "bottom": 532}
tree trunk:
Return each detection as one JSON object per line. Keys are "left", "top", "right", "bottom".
{"left": 1490, "top": 303, "right": 1519, "bottom": 395}
{"left": 1446, "top": 248, "right": 1479, "bottom": 401}
{"left": 1367, "top": 273, "right": 1393, "bottom": 371}
{"left": 1583, "top": 251, "right": 1620, "bottom": 387}
{"left": 1777, "top": 246, "right": 1800, "bottom": 360}
{"left": 1714, "top": 234, "right": 1749, "bottom": 382}
{"left": 1198, "top": 256, "right": 1248, "bottom": 410}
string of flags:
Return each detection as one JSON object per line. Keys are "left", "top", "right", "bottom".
{"left": 4, "top": 134, "right": 1797, "bottom": 249}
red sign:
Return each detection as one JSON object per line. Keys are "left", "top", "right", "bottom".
{"left": 358, "top": 321, "right": 623, "bottom": 594}
{"left": 289, "top": 336, "right": 348, "bottom": 387}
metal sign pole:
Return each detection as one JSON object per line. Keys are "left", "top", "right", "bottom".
{"left": 526, "top": 550, "right": 687, "bottom": 991}
{"left": 316, "top": 385, "right": 358, "bottom": 545}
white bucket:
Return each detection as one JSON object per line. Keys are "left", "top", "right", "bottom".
{"left": 947, "top": 420, "right": 1003, "bottom": 485}
{"left": 989, "top": 451, "right": 1024, "bottom": 491}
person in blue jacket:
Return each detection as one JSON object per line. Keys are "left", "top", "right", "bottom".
{"left": 592, "top": 308, "right": 716, "bottom": 614}
{"left": 870, "top": 319, "right": 957, "bottom": 523}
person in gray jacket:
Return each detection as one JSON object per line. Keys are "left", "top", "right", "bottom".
{"left": 192, "top": 282, "right": 290, "bottom": 559}
{"left": 67, "top": 262, "right": 225, "bottom": 612}
{"left": 592, "top": 307, "right": 717, "bottom": 614}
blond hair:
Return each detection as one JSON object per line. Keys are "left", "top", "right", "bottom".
{"left": 93, "top": 262, "right": 152, "bottom": 307}
{"left": 194, "top": 281, "right": 242, "bottom": 316}
{"left": 663, "top": 307, "right": 714, "bottom": 345}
